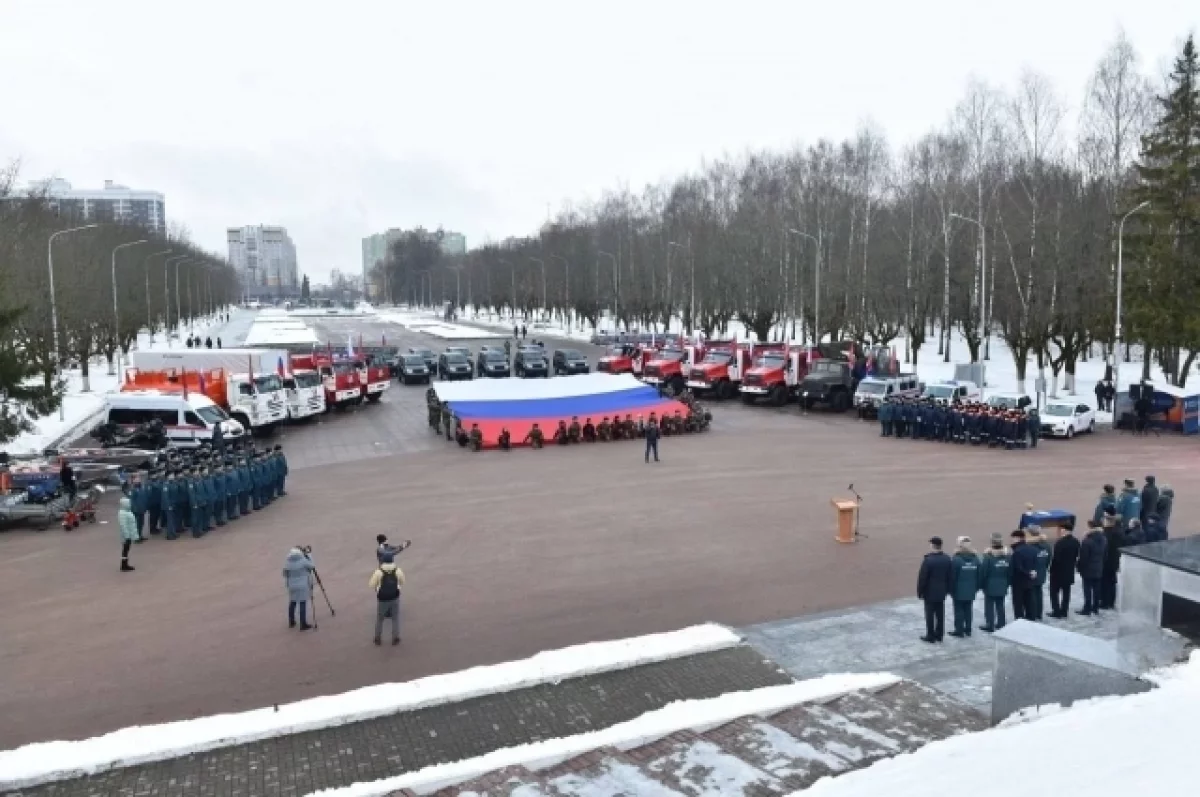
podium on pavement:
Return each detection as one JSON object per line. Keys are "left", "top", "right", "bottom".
{"left": 832, "top": 498, "right": 859, "bottom": 544}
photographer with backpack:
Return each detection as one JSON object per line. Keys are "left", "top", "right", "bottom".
{"left": 369, "top": 551, "right": 405, "bottom": 646}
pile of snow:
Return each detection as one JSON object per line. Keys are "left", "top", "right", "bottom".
{"left": 310, "top": 673, "right": 901, "bottom": 797}
{"left": 790, "top": 653, "right": 1200, "bottom": 797}
{"left": 0, "top": 624, "right": 741, "bottom": 789}
{"left": 243, "top": 316, "right": 319, "bottom": 347}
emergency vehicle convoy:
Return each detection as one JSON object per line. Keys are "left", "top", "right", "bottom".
{"left": 641, "top": 343, "right": 702, "bottom": 396}
{"left": 596, "top": 342, "right": 651, "bottom": 375}
{"left": 127, "top": 349, "right": 292, "bottom": 435}
{"left": 687, "top": 341, "right": 748, "bottom": 399}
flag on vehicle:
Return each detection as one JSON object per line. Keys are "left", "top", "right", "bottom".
{"left": 198, "top": 371, "right": 206, "bottom": 395}
{"left": 346, "top": 335, "right": 354, "bottom": 358}
{"left": 382, "top": 333, "right": 386, "bottom": 346}
{"left": 277, "top": 356, "right": 286, "bottom": 378}
{"left": 181, "top": 368, "right": 189, "bottom": 400}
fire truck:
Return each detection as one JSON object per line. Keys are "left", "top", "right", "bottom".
{"left": 355, "top": 352, "right": 392, "bottom": 402}
{"left": 596, "top": 342, "right": 657, "bottom": 375}
{"left": 685, "top": 341, "right": 751, "bottom": 400}
{"left": 641, "top": 342, "right": 704, "bottom": 396}
{"left": 289, "top": 352, "right": 367, "bottom": 411}
{"left": 126, "top": 349, "right": 289, "bottom": 435}
{"left": 739, "top": 344, "right": 811, "bottom": 406}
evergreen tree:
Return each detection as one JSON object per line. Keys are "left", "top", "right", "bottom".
{"left": 0, "top": 294, "right": 62, "bottom": 445}
{"left": 301, "top": 274, "right": 310, "bottom": 301}
{"left": 1125, "top": 35, "right": 1200, "bottom": 384}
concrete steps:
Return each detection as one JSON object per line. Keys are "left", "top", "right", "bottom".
{"left": 419, "top": 679, "right": 984, "bottom": 796}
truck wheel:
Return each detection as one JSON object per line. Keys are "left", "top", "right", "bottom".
{"left": 741, "top": 393, "right": 756, "bottom": 406}
{"left": 716, "top": 380, "right": 733, "bottom": 400}
{"left": 832, "top": 391, "right": 850, "bottom": 412}
{"left": 770, "top": 384, "right": 787, "bottom": 406}
{"left": 366, "top": 394, "right": 382, "bottom": 403}
{"left": 232, "top": 413, "right": 252, "bottom": 434}
{"left": 802, "top": 396, "right": 815, "bottom": 411}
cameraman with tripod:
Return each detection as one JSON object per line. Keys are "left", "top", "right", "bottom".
{"left": 283, "top": 546, "right": 317, "bottom": 630}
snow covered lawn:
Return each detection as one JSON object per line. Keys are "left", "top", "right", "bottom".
{"left": 376, "top": 310, "right": 505, "bottom": 339}
{"left": 0, "top": 624, "right": 740, "bottom": 789}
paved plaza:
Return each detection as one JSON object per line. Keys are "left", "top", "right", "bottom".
{"left": 1, "top": 315, "right": 1194, "bottom": 754}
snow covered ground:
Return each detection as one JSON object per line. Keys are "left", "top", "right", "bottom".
{"left": 791, "top": 652, "right": 1200, "bottom": 797}
{"left": 376, "top": 310, "right": 505, "bottom": 340}
{"left": 308, "top": 673, "right": 901, "bottom": 797}
{"left": 3, "top": 312, "right": 241, "bottom": 457}
{"left": 0, "top": 624, "right": 740, "bottom": 789}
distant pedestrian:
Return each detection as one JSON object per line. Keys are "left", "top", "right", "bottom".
{"left": 1048, "top": 523, "right": 1081, "bottom": 617}
{"left": 283, "top": 547, "right": 315, "bottom": 631}
{"left": 217, "top": 337, "right": 222, "bottom": 349}
{"left": 917, "top": 536, "right": 952, "bottom": 643}
{"left": 1094, "top": 381, "right": 1106, "bottom": 412}
{"left": 521, "top": 324, "right": 527, "bottom": 340}
{"left": 1009, "top": 530, "right": 1039, "bottom": 621}
{"left": 186, "top": 336, "right": 194, "bottom": 349}
{"left": 1077, "top": 520, "right": 1108, "bottom": 615}
{"left": 1140, "top": 475, "right": 1160, "bottom": 525}
{"left": 644, "top": 415, "right": 661, "bottom": 463}
{"left": 1092, "top": 484, "right": 1117, "bottom": 526}
{"left": 513, "top": 324, "right": 519, "bottom": 339}
{"left": 1027, "top": 408, "right": 1040, "bottom": 448}
{"left": 118, "top": 496, "right": 138, "bottom": 572}
{"left": 369, "top": 551, "right": 405, "bottom": 646}
{"left": 211, "top": 418, "right": 224, "bottom": 455}
{"left": 205, "top": 336, "right": 213, "bottom": 349}
{"left": 949, "top": 536, "right": 980, "bottom": 638}
{"left": 1156, "top": 485, "right": 1174, "bottom": 535}
{"left": 59, "top": 459, "right": 76, "bottom": 504}
{"left": 978, "top": 532, "right": 1012, "bottom": 632}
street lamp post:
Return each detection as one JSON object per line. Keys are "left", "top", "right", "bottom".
{"left": 599, "top": 251, "right": 618, "bottom": 329}
{"left": 163, "top": 256, "right": 188, "bottom": 346}
{"left": 550, "top": 255, "right": 570, "bottom": 329}
{"left": 143, "top": 250, "right": 172, "bottom": 344}
{"left": 1113, "top": 201, "right": 1151, "bottom": 428}
{"left": 668, "top": 240, "right": 690, "bottom": 333}
{"left": 949, "top": 213, "right": 988, "bottom": 361}
{"left": 48, "top": 223, "right": 100, "bottom": 418}
{"left": 530, "top": 257, "right": 547, "bottom": 315}
{"left": 110, "top": 239, "right": 148, "bottom": 374}
{"left": 499, "top": 259, "right": 516, "bottom": 318}
{"left": 787, "top": 229, "right": 820, "bottom": 345}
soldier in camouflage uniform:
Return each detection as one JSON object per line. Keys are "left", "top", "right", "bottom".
{"left": 598, "top": 416, "right": 613, "bottom": 441}
{"left": 523, "top": 423, "right": 545, "bottom": 449}
{"left": 469, "top": 424, "right": 484, "bottom": 451}
{"left": 443, "top": 406, "right": 454, "bottom": 441}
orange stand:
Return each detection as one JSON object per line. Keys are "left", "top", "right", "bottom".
{"left": 832, "top": 499, "right": 859, "bottom": 544}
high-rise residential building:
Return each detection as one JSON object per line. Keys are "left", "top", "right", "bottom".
{"left": 228, "top": 225, "right": 298, "bottom": 298}
{"left": 27, "top": 178, "right": 167, "bottom": 234}
{"left": 439, "top": 231, "right": 466, "bottom": 256}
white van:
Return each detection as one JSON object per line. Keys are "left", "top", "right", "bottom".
{"left": 102, "top": 391, "right": 246, "bottom": 448}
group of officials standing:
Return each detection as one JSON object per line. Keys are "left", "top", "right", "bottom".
{"left": 878, "top": 398, "right": 1040, "bottom": 449}
{"left": 119, "top": 441, "right": 290, "bottom": 569}
{"left": 916, "top": 475, "right": 1175, "bottom": 642}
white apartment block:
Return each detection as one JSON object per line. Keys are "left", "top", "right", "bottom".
{"left": 31, "top": 178, "right": 167, "bottom": 234}
{"left": 228, "top": 225, "right": 298, "bottom": 296}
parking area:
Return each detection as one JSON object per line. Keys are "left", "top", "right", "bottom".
{"left": 1, "top": 313, "right": 1190, "bottom": 749}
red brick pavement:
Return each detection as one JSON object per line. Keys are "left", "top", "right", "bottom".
{"left": 0, "top": 410, "right": 1188, "bottom": 748}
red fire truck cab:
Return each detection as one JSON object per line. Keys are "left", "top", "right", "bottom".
{"left": 641, "top": 343, "right": 703, "bottom": 396}
{"left": 290, "top": 353, "right": 364, "bottom": 410}
{"left": 596, "top": 343, "right": 656, "bottom": 376}
{"left": 686, "top": 341, "right": 751, "bottom": 400}
{"left": 740, "top": 346, "right": 812, "bottom": 406}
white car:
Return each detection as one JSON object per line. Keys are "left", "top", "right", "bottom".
{"left": 1040, "top": 401, "right": 1096, "bottom": 439}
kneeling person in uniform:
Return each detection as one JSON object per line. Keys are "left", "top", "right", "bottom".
{"left": 523, "top": 423, "right": 545, "bottom": 449}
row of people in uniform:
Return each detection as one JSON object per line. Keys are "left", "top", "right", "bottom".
{"left": 878, "top": 398, "right": 1040, "bottom": 448}
{"left": 125, "top": 442, "right": 289, "bottom": 540}
{"left": 454, "top": 407, "right": 710, "bottom": 452}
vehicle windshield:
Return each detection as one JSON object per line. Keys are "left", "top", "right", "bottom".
{"left": 811, "top": 360, "right": 843, "bottom": 374}
{"left": 403, "top": 355, "right": 425, "bottom": 365}
{"left": 925, "top": 385, "right": 956, "bottom": 398}
{"left": 447, "top": 348, "right": 470, "bottom": 356}
{"left": 703, "top": 350, "right": 732, "bottom": 364}
{"left": 294, "top": 372, "right": 322, "bottom": 388}
{"left": 753, "top": 354, "right": 785, "bottom": 368}
{"left": 411, "top": 348, "right": 433, "bottom": 357}
{"left": 605, "top": 345, "right": 629, "bottom": 357}
{"left": 195, "top": 405, "right": 228, "bottom": 424}
{"left": 485, "top": 352, "right": 507, "bottom": 362}
{"left": 1044, "top": 404, "right": 1074, "bottom": 417}
{"left": 253, "top": 375, "right": 282, "bottom": 392}
{"left": 333, "top": 362, "right": 357, "bottom": 375}
{"left": 523, "top": 353, "right": 546, "bottom": 363}
{"left": 654, "top": 350, "right": 684, "bottom": 362}
{"left": 858, "top": 382, "right": 887, "bottom": 395}
{"left": 560, "top": 350, "right": 583, "bottom": 360}
{"left": 988, "top": 395, "right": 1019, "bottom": 408}
{"left": 444, "top": 353, "right": 468, "bottom": 364}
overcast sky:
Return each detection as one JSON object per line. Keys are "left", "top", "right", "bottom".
{"left": 1, "top": 1, "right": 1194, "bottom": 283}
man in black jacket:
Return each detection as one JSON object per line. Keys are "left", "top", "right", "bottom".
{"left": 1076, "top": 520, "right": 1108, "bottom": 615}
{"left": 1009, "top": 530, "right": 1040, "bottom": 621}
{"left": 917, "top": 536, "right": 953, "bottom": 643}
{"left": 1140, "top": 475, "right": 1159, "bottom": 525}
{"left": 1100, "top": 516, "right": 1125, "bottom": 610}
{"left": 1048, "top": 523, "right": 1081, "bottom": 618}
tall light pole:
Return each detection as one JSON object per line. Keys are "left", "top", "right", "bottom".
{"left": 530, "top": 257, "right": 547, "bottom": 314}
{"left": 143, "top": 250, "right": 172, "bottom": 343}
{"left": 550, "top": 255, "right": 570, "bottom": 327}
{"left": 48, "top": 224, "right": 100, "bottom": 418}
{"left": 949, "top": 213, "right": 988, "bottom": 361}
{"left": 788, "top": 229, "right": 820, "bottom": 345}
{"left": 599, "top": 251, "right": 618, "bottom": 329}
{"left": 164, "top": 255, "right": 188, "bottom": 345}
{"left": 1114, "top": 201, "right": 1151, "bottom": 428}
{"left": 668, "top": 240, "right": 690, "bottom": 333}
{"left": 500, "top": 259, "right": 516, "bottom": 318}
{"left": 110, "top": 239, "right": 148, "bottom": 373}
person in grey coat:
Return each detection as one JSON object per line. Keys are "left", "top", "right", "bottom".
{"left": 1156, "top": 486, "right": 1174, "bottom": 535}
{"left": 283, "top": 547, "right": 315, "bottom": 630}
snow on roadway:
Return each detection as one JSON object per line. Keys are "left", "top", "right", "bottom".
{"left": 0, "top": 624, "right": 741, "bottom": 790}
{"left": 304, "top": 672, "right": 901, "bottom": 797}
{"left": 376, "top": 310, "right": 505, "bottom": 340}
{"left": 3, "top": 312, "right": 243, "bottom": 457}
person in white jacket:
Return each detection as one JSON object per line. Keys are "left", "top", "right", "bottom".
{"left": 118, "top": 497, "right": 138, "bottom": 572}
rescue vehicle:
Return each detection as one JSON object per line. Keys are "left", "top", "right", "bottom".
{"left": 686, "top": 341, "right": 749, "bottom": 400}
{"left": 922, "top": 380, "right": 982, "bottom": 405}
{"left": 596, "top": 342, "right": 656, "bottom": 375}
{"left": 289, "top": 352, "right": 367, "bottom": 410}
{"left": 103, "top": 391, "right": 245, "bottom": 448}
{"left": 739, "top": 344, "right": 809, "bottom": 406}
{"left": 854, "top": 373, "right": 922, "bottom": 418}
{"left": 641, "top": 342, "right": 703, "bottom": 396}
{"left": 128, "top": 349, "right": 289, "bottom": 435}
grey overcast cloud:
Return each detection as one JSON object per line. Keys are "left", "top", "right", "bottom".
{"left": 1, "top": 0, "right": 1194, "bottom": 284}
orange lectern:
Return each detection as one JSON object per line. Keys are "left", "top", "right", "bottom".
{"left": 832, "top": 499, "right": 859, "bottom": 544}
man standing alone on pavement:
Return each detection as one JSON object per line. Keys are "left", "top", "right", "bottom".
{"left": 949, "top": 536, "right": 980, "bottom": 637}
{"left": 644, "top": 415, "right": 661, "bottom": 463}
{"left": 1048, "top": 523, "right": 1081, "bottom": 617}
{"left": 369, "top": 551, "right": 405, "bottom": 646}
{"left": 917, "top": 536, "right": 952, "bottom": 643}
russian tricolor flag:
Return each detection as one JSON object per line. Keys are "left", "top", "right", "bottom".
{"left": 433, "top": 374, "right": 687, "bottom": 448}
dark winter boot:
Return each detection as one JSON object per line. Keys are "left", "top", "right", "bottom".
{"left": 120, "top": 561, "right": 135, "bottom": 572}
{"left": 298, "top": 624, "right": 312, "bottom": 631}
